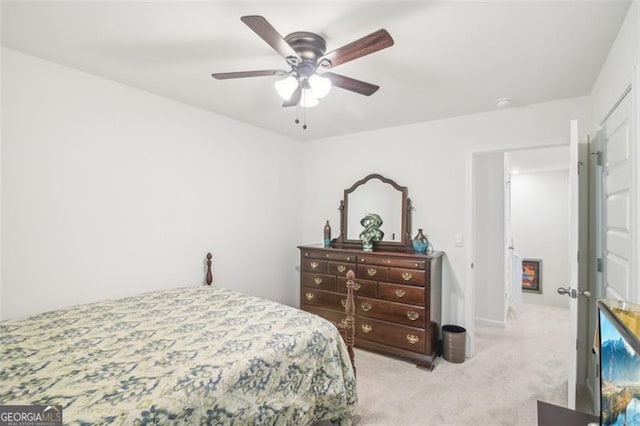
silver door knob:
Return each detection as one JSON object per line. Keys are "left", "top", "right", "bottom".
{"left": 557, "top": 287, "right": 591, "bottom": 299}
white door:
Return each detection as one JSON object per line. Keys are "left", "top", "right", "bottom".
{"left": 601, "top": 91, "right": 634, "bottom": 302}
{"left": 566, "top": 120, "right": 580, "bottom": 409}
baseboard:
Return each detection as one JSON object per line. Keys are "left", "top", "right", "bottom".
{"left": 475, "top": 317, "right": 506, "bottom": 328}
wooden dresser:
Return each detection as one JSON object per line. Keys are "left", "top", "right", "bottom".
{"left": 299, "top": 245, "right": 443, "bottom": 370}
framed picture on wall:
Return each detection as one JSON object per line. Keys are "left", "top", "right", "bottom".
{"left": 522, "top": 259, "right": 542, "bottom": 293}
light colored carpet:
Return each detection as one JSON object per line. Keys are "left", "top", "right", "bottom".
{"left": 353, "top": 303, "right": 569, "bottom": 425}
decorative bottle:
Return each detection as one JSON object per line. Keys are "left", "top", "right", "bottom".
{"left": 411, "top": 229, "right": 429, "bottom": 254}
{"left": 323, "top": 220, "right": 331, "bottom": 248}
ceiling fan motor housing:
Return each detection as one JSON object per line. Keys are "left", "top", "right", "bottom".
{"left": 284, "top": 32, "right": 329, "bottom": 81}
{"left": 284, "top": 32, "right": 327, "bottom": 61}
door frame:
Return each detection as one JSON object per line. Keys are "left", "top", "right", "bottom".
{"left": 504, "top": 152, "right": 513, "bottom": 321}
{"left": 586, "top": 126, "right": 604, "bottom": 413}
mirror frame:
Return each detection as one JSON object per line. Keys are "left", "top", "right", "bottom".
{"left": 333, "top": 174, "right": 412, "bottom": 252}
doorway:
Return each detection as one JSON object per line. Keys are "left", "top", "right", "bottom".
{"left": 472, "top": 146, "right": 571, "bottom": 326}
{"left": 509, "top": 147, "right": 572, "bottom": 310}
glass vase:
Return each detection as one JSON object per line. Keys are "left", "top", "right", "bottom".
{"left": 323, "top": 220, "right": 331, "bottom": 248}
{"left": 412, "top": 229, "right": 430, "bottom": 254}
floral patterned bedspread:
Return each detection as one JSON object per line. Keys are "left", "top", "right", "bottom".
{"left": 0, "top": 286, "right": 357, "bottom": 425}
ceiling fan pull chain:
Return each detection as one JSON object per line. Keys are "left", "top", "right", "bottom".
{"left": 303, "top": 101, "right": 307, "bottom": 130}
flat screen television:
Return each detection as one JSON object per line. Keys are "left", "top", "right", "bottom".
{"left": 597, "top": 299, "right": 640, "bottom": 425}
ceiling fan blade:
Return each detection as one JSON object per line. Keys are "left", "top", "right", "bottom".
{"left": 241, "top": 15, "right": 299, "bottom": 60}
{"left": 282, "top": 85, "right": 302, "bottom": 107}
{"left": 211, "top": 70, "right": 285, "bottom": 80}
{"left": 323, "top": 72, "right": 379, "bottom": 96}
{"left": 319, "top": 29, "right": 394, "bottom": 69}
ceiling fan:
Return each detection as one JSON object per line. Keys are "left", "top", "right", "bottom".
{"left": 211, "top": 16, "right": 394, "bottom": 109}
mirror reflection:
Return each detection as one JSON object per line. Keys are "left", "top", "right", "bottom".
{"left": 347, "top": 179, "right": 402, "bottom": 241}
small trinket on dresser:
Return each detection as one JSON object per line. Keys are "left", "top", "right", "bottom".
{"left": 359, "top": 213, "right": 384, "bottom": 252}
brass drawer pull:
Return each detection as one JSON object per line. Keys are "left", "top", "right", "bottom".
{"left": 361, "top": 324, "right": 373, "bottom": 334}
{"left": 395, "top": 289, "right": 406, "bottom": 298}
{"left": 347, "top": 257, "right": 351, "bottom": 261}
{"left": 401, "top": 272, "right": 413, "bottom": 281}
{"left": 314, "top": 277, "right": 323, "bottom": 285}
{"left": 305, "top": 292, "right": 315, "bottom": 301}
{"left": 340, "top": 318, "right": 347, "bottom": 327}
{"left": 353, "top": 282, "right": 362, "bottom": 291}
{"left": 407, "top": 311, "right": 419, "bottom": 321}
{"left": 341, "top": 299, "right": 347, "bottom": 308}
{"left": 337, "top": 265, "right": 346, "bottom": 273}
{"left": 304, "top": 253, "right": 309, "bottom": 257}
{"left": 310, "top": 261, "right": 319, "bottom": 270}
{"left": 361, "top": 302, "right": 372, "bottom": 312}
{"left": 367, "top": 268, "right": 377, "bottom": 277}
{"left": 406, "top": 334, "right": 420, "bottom": 344}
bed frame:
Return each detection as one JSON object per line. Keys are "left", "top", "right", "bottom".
{"left": 204, "top": 252, "right": 356, "bottom": 371}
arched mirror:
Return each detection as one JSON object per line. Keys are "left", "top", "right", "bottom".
{"left": 333, "top": 174, "right": 412, "bottom": 251}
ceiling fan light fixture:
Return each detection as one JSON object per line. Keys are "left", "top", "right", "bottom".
{"left": 275, "top": 75, "right": 299, "bottom": 101}
{"left": 309, "top": 74, "right": 332, "bottom": 99}
{"left": 300, "top": 88, "right": 319, "bottom": 108}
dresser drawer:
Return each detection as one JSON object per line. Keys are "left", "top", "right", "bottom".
{"left": 357, "top": 317, "right": 426, "bottom": 354}
{"left": 305, "top": 306, "right": 347, "bottom": 329}
{"left": 301, "top": 273, "right": 337, "bottom": 291}
{"left": 358, "top": 256, "right": 426, "bottom": 270}
{"left": 357, "top": 264, "right": 389, "bottom": 281}
{"left": 388, "top": 267, "right": 426, "bottom": 286}
{"left": 328, "top": 261, "right": 356, "bottom": 277}
{"left": 337, "top": 276, "right": 377, "bottom": 298}
{"left": 379, "top": 282, "right": 425, "bottom": 305}
{"left": 356, "top": 296, "right": 426, "bottom": 328}
{"left": 302, "top": 289, "right": 351, "bottom": 311}
{"left": 302, "top": 250, "right": 355, "bottom": 262}
{"left": 302, "top": 258, "right": 328, "bottom": 274}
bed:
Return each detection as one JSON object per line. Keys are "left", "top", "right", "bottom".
{"left": 0, "top": 253, "right": 357, "bottom": 425}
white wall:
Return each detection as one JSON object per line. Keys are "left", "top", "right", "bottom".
{"left": 474, "top": 152, "right": 505, "bottom": 324}
{"left": 591, "top": 0, "right": 638, "bottom": 125}
{"left": 512, "top": 171, "right": 570, "bottom": 308}
{"left": 1, "top": 48, "right": 301, "bottom": 319}
{"left": 300, "top": 96, "right": 591, "bottom": 336}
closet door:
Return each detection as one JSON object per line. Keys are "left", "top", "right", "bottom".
{"left": 601, "top": 92, "right": 634, "bottom": 302}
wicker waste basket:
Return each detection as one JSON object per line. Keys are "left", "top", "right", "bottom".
{"left": 442, "top": 325, "right": 466, "bottom": 363}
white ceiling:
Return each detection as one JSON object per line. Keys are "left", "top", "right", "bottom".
{"left": 1, "top": 1, "right": 631, "bottom": 141}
